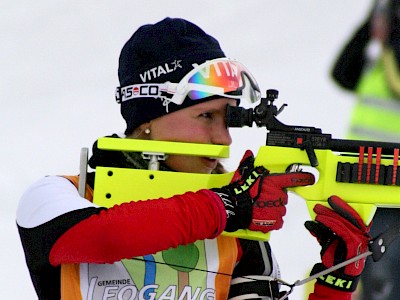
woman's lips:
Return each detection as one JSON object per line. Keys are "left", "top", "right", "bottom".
{"left": 202, "top": 157, "right": 218, "bottom": 170}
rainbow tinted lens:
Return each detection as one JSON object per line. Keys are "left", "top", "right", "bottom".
{"left": 185, "top": 60, "right": 259, "bottom": 102}
{"left": 187, "top": 61, "right": 242, "bottom": 99}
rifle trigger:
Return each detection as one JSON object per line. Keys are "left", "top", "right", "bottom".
{"left": 369, "top": 223, "right": 400, "bottom": 262}
{"left": 303, "top": 140, "right": 318, "bottom": 167}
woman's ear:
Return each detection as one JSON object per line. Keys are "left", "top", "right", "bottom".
{"left": 127, "top": 122, "right": 151, "bottom": 139}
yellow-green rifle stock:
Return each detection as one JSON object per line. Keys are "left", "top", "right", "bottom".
{"left": 92, "top": 138, "right": 269, "bottom": 240}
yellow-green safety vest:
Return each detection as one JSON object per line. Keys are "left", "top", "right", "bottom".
{"left": 348, "top": 49, "right": 400, "bottom": 142}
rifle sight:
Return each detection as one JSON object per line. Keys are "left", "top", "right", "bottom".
{"left": 226, "top": 89, "right": 281, "bottom": 128}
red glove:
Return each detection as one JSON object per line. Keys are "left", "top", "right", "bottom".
{"left": 212, "top": 150, "right": 315, "bottom": 233}
{"left": 305, "top": 195, "right": 372, "bottom": 295}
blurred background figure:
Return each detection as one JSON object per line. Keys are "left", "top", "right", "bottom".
{"left": 331, "top": 0, "right": 400, "bottom": 299}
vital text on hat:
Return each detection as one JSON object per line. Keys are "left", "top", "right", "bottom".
{"left": 140, "top": 60, "right": 182, "bottom": 83}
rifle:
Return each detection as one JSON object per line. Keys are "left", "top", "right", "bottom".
{"left": 227, "top": 89, "right": 400, "bottom": 261}
{"left": 226, "top": 89, "right": 400, "bottom": 227}
{"left": 88, "top": 89, "right": 400, "bottom": 248}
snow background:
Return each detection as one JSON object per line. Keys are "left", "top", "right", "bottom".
{"left": 1, "top": 1, "right": 372, "bottom": 299}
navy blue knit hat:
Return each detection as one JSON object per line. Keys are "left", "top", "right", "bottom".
{"left": 117, "top": 18, "right": 226, "bottom": 134}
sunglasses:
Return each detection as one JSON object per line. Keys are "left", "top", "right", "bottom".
{"left": 116, "top": 58, "right": 261, "bottom": 107}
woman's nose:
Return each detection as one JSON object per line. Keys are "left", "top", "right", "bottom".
{"left": 211, "top": 123, "right": 232, "bottom": 145}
